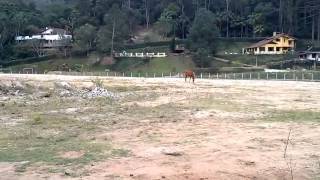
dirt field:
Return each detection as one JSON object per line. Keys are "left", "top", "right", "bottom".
{"left": 0, "top": 74, "right": 320, "bottom": 180}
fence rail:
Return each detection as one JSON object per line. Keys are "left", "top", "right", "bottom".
{"left": 1, "top": 70, "right": 320, "bottom": 82}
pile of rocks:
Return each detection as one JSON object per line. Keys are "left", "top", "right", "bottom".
{"left": 0, "top": 81, "right": 25, "bottom": 96}
{"left": 54, "top": 81, "right": 118, "bottom": 99}
{"left": 82, "top": 87, "right": 118, "bottom": 99}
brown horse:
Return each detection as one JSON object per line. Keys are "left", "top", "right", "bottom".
{"left": 183, "top": 70, "right": 195, "bottom": 83}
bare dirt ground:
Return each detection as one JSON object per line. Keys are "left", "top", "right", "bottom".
{"left": 0, "top": 74, "right": 320, "bottom": 180}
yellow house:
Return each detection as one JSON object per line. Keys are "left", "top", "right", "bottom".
{"left": 244, "top": 32, "right": 296, "bottom": 55}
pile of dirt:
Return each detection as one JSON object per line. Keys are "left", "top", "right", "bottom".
{"left": 0, "top": 81, "right": 26, "bottom": 96}
{"left": 54, "top": 82, "right": 118, "bottom": 99}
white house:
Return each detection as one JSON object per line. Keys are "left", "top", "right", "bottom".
{"left": 299, "top": 48, "right": 320, "bottom": 61}
{"left": 15, "top": 27, "right": 72, "bottom": 48}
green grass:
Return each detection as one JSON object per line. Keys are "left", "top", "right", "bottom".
{"left": 215, "top": 41, "right": 252, "bottom": 55}
{"left": 217, "top": 54, "right": 296, "bottom": 66}
{"left": 9, "top": 53, "right": 101, "bottom": 73}
{"left": 265, "top": 111, "right": 320, "bottom": 122}
{"left": 0, "top": 113, "right": 128, "bottom": 168}
{"left": 113, "top": 54, "right": 195, "bottom": 73}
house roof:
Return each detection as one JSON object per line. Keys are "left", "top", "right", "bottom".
{"left": 246, "top": 33, "right": 296, "bottom": 49}
{"left": 41, "top": 28, "right": 69, "bottom": 35}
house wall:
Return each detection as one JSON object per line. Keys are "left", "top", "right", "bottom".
{"left": 245, "top": 36, "right": 295, "bottom": 55}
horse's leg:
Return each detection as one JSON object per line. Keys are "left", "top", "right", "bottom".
{"left": 192, "top": 76, "right": 195, "bottom": 84}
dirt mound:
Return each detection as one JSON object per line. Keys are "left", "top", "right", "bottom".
{"left": 0, "top": 80, "right": 28, "bottom": 96}
{"left": 54, "top": 81, "right": 118, "bottom": 99}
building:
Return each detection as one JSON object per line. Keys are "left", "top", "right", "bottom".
{"left": 299, "top": 47, "right": 320, "bottom": 61}
{"left": 244, "top": 32, "right": 296, "bottom": 55}
{"left": 16, "top": 27, "right": 72, "bottom": 49}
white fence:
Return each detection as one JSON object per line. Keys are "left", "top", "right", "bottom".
{"left": 1, "top": 68, "right": 320, "bottom": 82}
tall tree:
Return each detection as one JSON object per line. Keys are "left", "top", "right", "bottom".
{"left": 74, "top": 23, "right": 97, "bottom": 56}
{"left": 188, "top": 8, "right": 219, "bottom": 67}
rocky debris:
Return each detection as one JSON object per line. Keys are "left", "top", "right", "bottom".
{"left": 82, "top": 87, "right": 118, "bottom": 99}
{"left": 0, "top": 81, "right": 26, "bottom": 96}
{"left": 53, "top": 82, "right": 118, "bottom": 99}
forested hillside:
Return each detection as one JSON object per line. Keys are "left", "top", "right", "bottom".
{"left": 1, "top": 0, "right": 320, "bottom": 64}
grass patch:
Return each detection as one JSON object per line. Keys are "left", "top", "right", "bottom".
{"left": 0, "top": 114, "right": 127, "bottom": 167}
{"left": 113, "top": 54, "right": 195, "bottom": 73}
{"left": 182, "top": 96, "right": 242, "bottom": 112}
{"left": 217, "top": 54, "right": 295, "bottom": 66}
{"left": 264, "top": 111, "right": 320, "bottom": 122}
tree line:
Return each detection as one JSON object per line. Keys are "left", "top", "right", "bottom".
{"left": 1, "top": 0, "right": 320, "bottom": 62}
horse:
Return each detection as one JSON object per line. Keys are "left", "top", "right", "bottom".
{"left": 183, "top": 70, "right": 196, "bottom": 83}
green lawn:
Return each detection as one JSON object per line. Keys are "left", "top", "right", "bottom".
{"left": 113, "top": 54, "right": 195, "bottom": 73}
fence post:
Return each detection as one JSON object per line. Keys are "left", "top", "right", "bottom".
{"left": 107, "top": 72, "right": 109, "bottom": 77}
{"left": 154, "top": 73, "right": 156, "bottom": 78}
{"left": 258, "top": 73, "right": 260, "bottom": 80}
{"left": 233, "top": 73, "right": 236, "bottom": 79}
{"left": 284, "top": 73, "right": 286, "bottom": 81}
{"left": 201, "top": 73, "right": 203, "bottom": 79}
{"left": 276, "top": 72, "right": 278, "bottom": 80}
{"left": 139, "top": 73, "right": 141, "bottom": 78}
{"left": 267, "top": 73, "right": 269, "bottom": 80}
{"left": 241, "top": 73, "right": 244, "bottom": 80}
{"left": 170, "top": 72, "right": 172, "bottom": 78}
{"left": 162, "top": 72, "right": 164, "bottom": 77}
{"left": 225, "top": 73, "right": 227, "bottom": 79}
{"left": 209, "top": 73, "right": 211, "bottom": 79}
{"left": 312, "top": 73, "right": 314, "bottom": 81}
{"left": 146, "top": 72, "right": 148, "bottom": 78}
{"left": 216, "top": 73, "right": 219, "bottom": 79}
{"left": 130, "top": 72, "right": 133, "bottom": 77}
{"left": 250, "top": 73, "right": 252, "bottom": 80}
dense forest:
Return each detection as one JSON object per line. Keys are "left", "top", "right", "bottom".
{"left": 1, "top": 0, "right": 320, "bottom": 61}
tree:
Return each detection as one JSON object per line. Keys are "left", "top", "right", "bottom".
{"left": 155, "top": 3, "right": 180, "bottom": 37}
{"left": 74, "top": 24, "right": 97, "bottom": 56}
{"left": 97, "top": 4, "right": 129, "bottom": 55}
{"left": 188, "top": 8, "right": 219, "bottom": 67}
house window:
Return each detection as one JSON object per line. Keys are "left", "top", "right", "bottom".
{"left": 276, "top": 39, "right": 280, "bottom": 42}
{"left": 276, "top": 47, "right": 281, "bottom": 51}
{"left": 312, "top": 54, "right": 316, "bottom": 58}
{"left": 268, "top": 47, "right": 274, "bottom": 51}
{"left": 288, "top": 41, "right": 293, "bottom": 45}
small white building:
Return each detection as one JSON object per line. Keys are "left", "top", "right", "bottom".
{"left": 299, "top": 48, "right": 320, "bottom": 61}
{"left": 15, "top": 27, "right": 72, "bottom": 48}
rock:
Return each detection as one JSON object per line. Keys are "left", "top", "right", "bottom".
{"left": 55, "top": 82, "right": 73, "bottom": 90}
{"left": 161, "top": 148, "right": 183, "bottom": 156}
{"left": 38, "top": 92, "right": 52, "bottom": 98}
{"left": 64, "top": 169, "right": 74, "bottom": 176}
{"left": 12, "top": 81, "right": 25, "bottom": 90}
